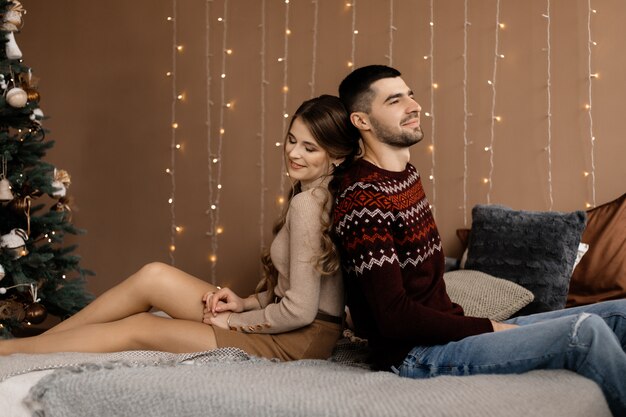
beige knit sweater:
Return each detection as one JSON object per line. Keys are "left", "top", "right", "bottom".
{"left": 227, "top": 178, "right": 344, "bottom": 334}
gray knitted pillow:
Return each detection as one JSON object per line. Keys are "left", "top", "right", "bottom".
{"left": 444, "top": 270, "right": 534, "bottom": 321}
{"left": 465, "top": 205, "right": 586, "bottom": 311}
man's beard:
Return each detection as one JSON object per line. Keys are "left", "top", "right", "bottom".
{"left": 370, "top": 114, "right": 424, "bottom": 148}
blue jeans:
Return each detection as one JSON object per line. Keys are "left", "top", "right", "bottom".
{"left": 396, "top": 300, "right": 626, "bottom": 416}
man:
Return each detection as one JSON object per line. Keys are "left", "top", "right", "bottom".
{"left": 333, "top": 65, "right": 625, "bottom": 416}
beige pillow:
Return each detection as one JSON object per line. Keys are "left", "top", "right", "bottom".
{"left": 444, "top": 270, "right": 534, "bottom": 321}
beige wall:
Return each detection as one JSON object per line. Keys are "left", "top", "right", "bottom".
{"left": 18, "top": 0, "right": 626, "bottom": 297}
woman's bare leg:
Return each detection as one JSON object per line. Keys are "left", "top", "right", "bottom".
{"left": 45, "top": 262, "right": 219, "bottom": 335}
{"left": 1, "top": 312, "right": 217, "bottom": 355}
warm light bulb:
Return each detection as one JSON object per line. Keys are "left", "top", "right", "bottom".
{"left": 285, "top": 29, "right": 291, "bottom": 35}
{"left": 212, "top": 158, "right": 219, "bottom": 163}
{"left": 177, "top": 94, "right": 184, "bottom": 100}
{"left": 209, "top": 255, "right": 218, "bottom": 262}
{"left": 169, "top": 245, "right": 176, "bottom": 252}
{"left": 275, "top": 142, "right": 281, "bottom": 147}
{"left": 177, "top": 45, "right": 183, "bottom": 52}
{"left": 172, "top": 123, "right": 179, "bottom": 129}
{"left": 216, "top": 227, "right": 224, "bottom": 234}
{"left": 499, "top": 23, "right": 506, "bottom": 29}
{"left": 347, "top": 61, "right": 353, "bottom": 68}
{"left": 482, "top": 178, "right": 490, "bottom": 184}
{"left": 211, "top": 204, "right": 217, "bottom": 210}
{"left": 217, "top": 184, "right": 222, "bottom": 189}
{"left": 167, "top": 16, "right": 173, "bottom": 21}
{"left": 353, "top": 30, "right": 359, "bottom": 34}
{"left": 168, "top": 198, "right": 173, "bottom": 204}
{"left": 225, "top": 49, "right": 233, "bottom": 55}
{"left": 282, "top": 86, "right": 289, "bottom": 93}
{"left": 283, "top": 113, "right": 289, "bottom": 118}
{"left": 175, "top": 144, "right": 181, "bottom": 149}
{"left": 278, "top": 196, "right": 285, "bottom": 205}
{"left": 583, "top": 171, "right": 590, "bottom": 177}
{"left": 220, "top": 128, "right": 225, "bottom": 134}
{"left": 432, "top": 83, "right": 438, "bottom": 89}
{"left": 494, "top": 116, "right": 502, "bottom": 122}
{"left": 221, "top": 73, "right": 226, "bottom": 79}
{"left": 175, "top": 226, "right": 183, "bottom": 232}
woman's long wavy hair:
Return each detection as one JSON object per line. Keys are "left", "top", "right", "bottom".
{"left": 257, "top": 95, "right": 360, "bottom": 299}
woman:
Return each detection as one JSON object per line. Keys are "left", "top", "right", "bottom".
{"left": 0, "top": 95, "right": 360, "bottom": 361}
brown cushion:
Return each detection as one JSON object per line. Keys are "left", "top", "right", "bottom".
{"left": 567, "top": 193, "right": 626, "bottom": 307}
{"left": 456, "top": 228, "right": 471, "bottom": 252}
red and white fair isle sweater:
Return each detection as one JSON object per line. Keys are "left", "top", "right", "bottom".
{"left": 333, "top": 159, "right": 493, "bottom": 370}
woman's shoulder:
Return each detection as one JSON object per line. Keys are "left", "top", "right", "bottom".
{"left": 289, "top": 185, "right": 329, "bottom": 215}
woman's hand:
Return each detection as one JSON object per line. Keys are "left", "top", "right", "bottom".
{"left": 490, "top": 320, "right": 519, "bottom": 332}
{"left": 203, "top": 287, "right": 245, "bottom": 316}
{"left": 203, "top": 311, "right": 231, "bottom": 330}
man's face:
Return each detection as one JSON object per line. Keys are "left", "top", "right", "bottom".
{"left": 365, "top": 77, "right": 423, "bottom": 148}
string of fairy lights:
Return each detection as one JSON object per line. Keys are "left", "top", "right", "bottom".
{"left": 543, "top": 0, "right": 554, "bottom": 211}
{"left": 259, "top": 0, "right": 268, "bottom": 265}
{"left": 348, "top": 1, "right": 357, "bottom": 70}
{"left": 585, "top": 2, "right": 597, "bottom": 209}
{"left": 485, "top": 0, "right": 503, "bottom": 205}
{"left": 310, "top": 0, "right": 319, "bottom": 98}
{"left": 427, "top": 0, "right": 436, "bottom": 216}
{"left": 387, "top": 0, "right": 395, "bottom": 66}
{"left": 277, "top": 0, "right": 291, "bottom": 200}
{"left": 166, "top": 1, "right": 178, "bottom": 265}
{"left": 162, "top": 1, "right": 606, "bottom": 272}
{"left": 462, "top": 0, "right": 471, "bottom": 227}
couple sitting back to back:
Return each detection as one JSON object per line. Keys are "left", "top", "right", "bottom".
{"left": 2, "top": 64, "right": 625, "bottom": 417}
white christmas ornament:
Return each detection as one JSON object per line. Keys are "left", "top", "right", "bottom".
{"left": 4, "top": 31, "right": 22, "bottom": 60}
{"left": 6, "top": 87, "right": 27, "bottom": 108}
{"left": 0, "top": 228, "right": 28, "bottom": 259}
{"left": 0, "top": 178, "right": 13, "bottom": 201}
{"left": 51, "top": 180, "right": 67, "bottom": 197}
{"left": 30, "top": 107, "right": 44, "bottom": 122}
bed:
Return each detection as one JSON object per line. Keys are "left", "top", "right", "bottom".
{"left": 1, "top": 194, "right": 623, "bottom": 416}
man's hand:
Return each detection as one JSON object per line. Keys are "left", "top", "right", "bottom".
{"left": 490, "top": 320, "right": 519, "bottom": 332}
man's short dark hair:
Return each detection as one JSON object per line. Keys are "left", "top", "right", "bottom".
{"left": 338, "top": 65, "right": 401, "bottom": 114}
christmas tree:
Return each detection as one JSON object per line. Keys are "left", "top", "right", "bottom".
{"left": 0, "top": 0, "right": 93, "bottom": 338}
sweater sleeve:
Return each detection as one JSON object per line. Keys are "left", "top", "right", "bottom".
{"left": 227, "top": 190, "right": 325, "bottom": 334}
{"left": 335, "top": 183, "right": 493, "bottom": 345}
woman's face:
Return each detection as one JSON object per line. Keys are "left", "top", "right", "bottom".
{"left": 284, "top": 117, "right": 331, "bottom": 186}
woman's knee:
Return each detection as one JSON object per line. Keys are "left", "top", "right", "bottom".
{"left": 131, "top": 262, "right": 178, "bottom": 287}
{"left": 118, "top": 312, "right": 161, "bottom": 348}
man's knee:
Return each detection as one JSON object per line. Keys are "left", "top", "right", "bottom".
{"left": 572, "top": 313, "right": 613, "bottom": 345}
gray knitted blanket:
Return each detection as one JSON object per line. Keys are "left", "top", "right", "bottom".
{"left": 8, "top": 350, "right": 608, "bottom": 417}
{"left": 1, "top": 343, "right": 611, "bottom": 417}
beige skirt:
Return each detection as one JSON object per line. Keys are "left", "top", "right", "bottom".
{"left": 212, "top": 319, "right": 342, "bottom": 361}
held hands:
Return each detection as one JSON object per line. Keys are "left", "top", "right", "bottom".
{"left": 202, "top": 287, "right": 245, "bottom": 329}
